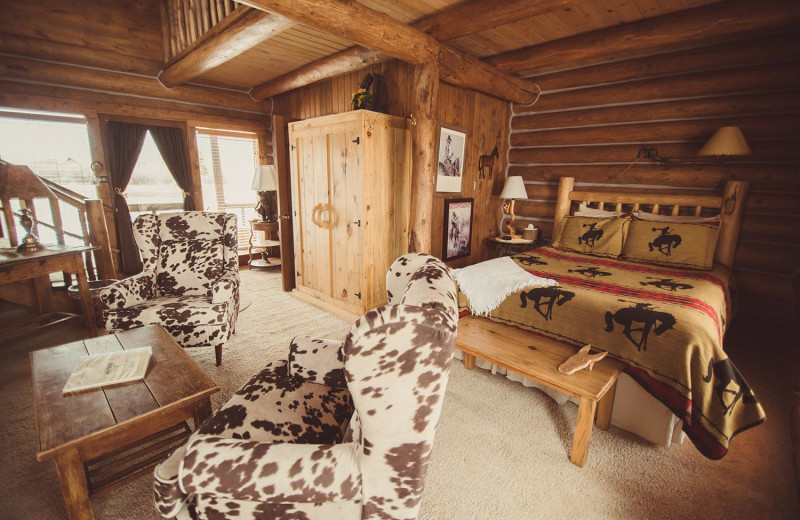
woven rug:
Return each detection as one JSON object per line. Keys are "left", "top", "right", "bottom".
{"left": 0, "top": 269, "right": 796, "bottom": 519}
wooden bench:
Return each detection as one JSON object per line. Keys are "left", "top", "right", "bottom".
{"left": 456, "top": 315, "right": 625, "bottom": 467}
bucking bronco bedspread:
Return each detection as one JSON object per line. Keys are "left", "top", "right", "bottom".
{"left": 457, "top": 246, "right": 765, "bottom": 459}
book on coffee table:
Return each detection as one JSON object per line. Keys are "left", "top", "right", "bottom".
{"left": 63, "top": 347, "right": 152, "bottom": 394}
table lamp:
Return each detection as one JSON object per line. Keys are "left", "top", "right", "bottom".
{"left": 251, "top": 164, "right": 278, "bottom": 222}
{"left": 500, "top": 175, "right": 528, "bottom": 238}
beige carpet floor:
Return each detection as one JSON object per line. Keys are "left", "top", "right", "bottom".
{"left": 0, "top": 269, "right": 797, "bottom": 519}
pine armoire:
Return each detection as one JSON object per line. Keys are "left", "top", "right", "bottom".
{"left": 288, "top": 110, "right": 411, "bottom": 320}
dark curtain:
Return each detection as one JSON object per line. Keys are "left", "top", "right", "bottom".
{"left": 105, "top": 121, "right": 147, "bottom": 275}
{"left": 149, "top": 126, "right": 196, "bottom": 211}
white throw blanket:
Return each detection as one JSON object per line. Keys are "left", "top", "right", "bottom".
{"left": 454, "top": 256, "right": 558, "bottom": 316}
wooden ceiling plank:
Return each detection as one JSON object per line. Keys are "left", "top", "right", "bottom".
{"left": 159, "top": 6, "right": 294, "bottom": 87}
{"left": 236, "top": 0, "right": 440, "bottom": 64}
{"left": 485, "top": 0, "right": 800, "bottom": 76}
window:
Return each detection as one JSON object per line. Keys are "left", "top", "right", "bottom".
{"left": 0, "top": 114, "right": 95, "bottom": 198}
{"left": 127, "top": 131, "right": 184, "bottom": 220}
{"left": 196, "top": 130, "right": 261, "bottom": 251}
{"left": 0, "top": 113, "right": 96, "bottom": 247}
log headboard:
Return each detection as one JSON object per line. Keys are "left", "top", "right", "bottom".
{"left": 551, "top": 177, "right": 748, "bottom": 269}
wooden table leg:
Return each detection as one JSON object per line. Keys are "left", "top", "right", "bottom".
{"left": 570, "top": 396, "right": 597, "bottom": 467}
{"left": 54, "top": 447, "right": 95, "bottom": 520}
{"left": 596, "top": 381, "right": 617, "bottom": 431}
{"left": 73, "top": 256, "right": 98, "bottom": 337}
{"left": 462, "top": 352, "right": 476, "bottom": 370}
{"left": 193, "top": 397, "right": 213, "bottom": 429}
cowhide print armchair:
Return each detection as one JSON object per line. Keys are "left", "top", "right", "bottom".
{"left": 99, "top": 212, "right": 239, "bottom": 366}
{"left": 153, "top": 253, "right": 458, "bottom": 520}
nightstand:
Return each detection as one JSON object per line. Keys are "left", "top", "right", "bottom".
{"left": 490, "top": 236, "right": 538, "bottom": 257}
{"left": 249, "top": 220, "right": 281, "bottom": 269}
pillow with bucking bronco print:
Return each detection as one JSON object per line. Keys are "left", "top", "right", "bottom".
{"left": 553, "top": 216, "right": 630, "bottom": 258}
{"left": 621, "top": 219, "right": 719, "bottom": 270}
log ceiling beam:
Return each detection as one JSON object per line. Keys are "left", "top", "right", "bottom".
{"left": 244, "top": 0, "right": 539, "bottom": 103}
{"left": 485, "top": 0, "right": 800, "bottom": 76}
{"left": 159, "top": 6, "right": 293, "bottom": 88}
{"left": 236, "top": 0, "right": 439, "bottom": 65}
{"left": 250, "top": 47, "right": 386, "bottom": 100}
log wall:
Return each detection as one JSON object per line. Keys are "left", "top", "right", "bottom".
{"left": 507, "top": 30, "right": 800, "bottom": 321}
{"left": 273, "top": 60, "right": 509, "bottom": 268}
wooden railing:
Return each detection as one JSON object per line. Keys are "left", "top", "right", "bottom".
{"left": 0, "top": 162, "right": 115, "bottom": 284}
{"left": 162, "top": 0, "right": 238, "bottom": 60}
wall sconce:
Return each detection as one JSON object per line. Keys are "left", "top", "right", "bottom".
{"left": 500, "top": 175, "right": 528, "bottom": 238}
{"left": 637, "top": 126, "right": 751, "bottom": 167}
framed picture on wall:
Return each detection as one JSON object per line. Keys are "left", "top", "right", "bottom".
{"left": 435, "top": 124, "right": 467, "bottom": 193}
{"left": 443, "top": 198, "right": 473, "bottom": 261}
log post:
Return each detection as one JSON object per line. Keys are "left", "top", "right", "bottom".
{"left": 408, "top": 60, "right": 439, "bottom": 254}
{"left": 551, "top": 176, "right": 574, "bottom": 244}
{"left": 716, "top": 180, "right": 749, "bottom": 269}
{"left": 85, "top": 199, "right": 116, "bottom": 280}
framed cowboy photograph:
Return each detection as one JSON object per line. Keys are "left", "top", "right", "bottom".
{"left": 443, "top": 198, "right": 473, "bottom": 261}
{"left": 435, "top": 124, "right": 467, "bottom": 193}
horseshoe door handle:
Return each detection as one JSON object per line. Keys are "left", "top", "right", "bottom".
{"left": 318, "top": 203, "right": 336, "bottom": 229}
{"left": 311, "top": 203, "right": 323, "bottom": 227}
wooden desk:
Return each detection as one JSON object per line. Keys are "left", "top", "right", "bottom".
{"left": 30, "top": 325, "right": 219, "bottom": 520}
{"left": 0, "top": 245, "right": 99, "bottom": 336}
{"left": 248, "top": 219, "right": 281, "bottom": 269}
{"left": 456, "top": 316, "right": 624, "bottom": 467}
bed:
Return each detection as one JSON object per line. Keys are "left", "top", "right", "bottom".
{"left": 456, "top": 177, "right": 765, "bottom": 459}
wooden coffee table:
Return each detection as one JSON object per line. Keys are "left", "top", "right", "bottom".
{"left": 30, "top": 325, "right": 219, "bottom": 520}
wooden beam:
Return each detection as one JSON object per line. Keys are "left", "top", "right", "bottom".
{"left": 0, "top": 55, "right": 266, "bottom": 114}
{"left": 438, "top": 44, "right": 537, "bottom": 104}
{"left": 236, "top": 0, "right": 439, "bottom": 65}
{"left": 408, "top": 61, "right": 439, "bottom": 254}
{"left": 485, "top": 0, "right": 800, "bottom": 76}
{"left": 251, "top": 47, "right": 386, "bottom": 100}
{"left": 159, "top": 6, "right": 293, "bottom": 87}
{"left": 415, "top": 0, "right": 577, "bottom": 42}
{"left": 247, "top": 0, "right": 541, "bottom": 103}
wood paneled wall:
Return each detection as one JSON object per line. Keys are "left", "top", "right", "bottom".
{"left": 507, "top": 30, "right": 800, "bottom": 321}
{"left": 273, "top": 60, "right": 510, "bottom": 268}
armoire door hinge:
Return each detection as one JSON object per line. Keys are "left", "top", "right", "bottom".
{"left": 354, "top": 292, "right": 361, "bottom": 299}
{"left": 291, "top": 144, "right": 296, "bottom": 150}
{"left": 352, "top": 137, "right": 360, "bottom": 145}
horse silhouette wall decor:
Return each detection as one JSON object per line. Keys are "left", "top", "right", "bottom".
{"left": 478, "top": 145, "right": 499, "bottom": 179}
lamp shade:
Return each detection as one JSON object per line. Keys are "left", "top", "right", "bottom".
{"left": 500, "top": 175, "right": 528, "bottom": 199}
{"left": 251, "top": 164, "right": 278, "bottom": 191}
{"left": 697, "top": 127, "right": 751, "bottom": 157}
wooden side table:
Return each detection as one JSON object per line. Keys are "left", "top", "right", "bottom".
{"left": 248, "top": 220, "right": 281, "bottom": 269}
{"left": 490, "top": 236, "right": 538, "bottom": 257}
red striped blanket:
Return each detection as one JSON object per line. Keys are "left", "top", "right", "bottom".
{"left": 457, "top": 246, "right": 765, "bottom": 459}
